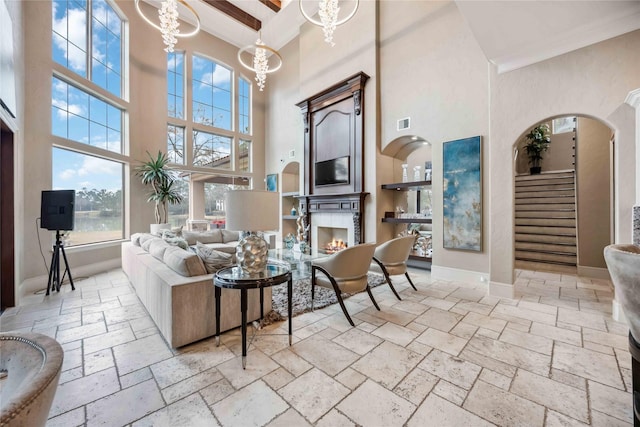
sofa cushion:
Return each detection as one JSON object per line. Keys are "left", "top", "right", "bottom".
{"left": 182, "top": 230, "right": 223, "bottom": 245}
{"left": 163, "top": 246, "right": 207, "bottom": 277}
{"left": 141, "top": 235, "right": 161, "bottom": 251}
{"left": 195, "top": 242, "right": 233, "bottom": 273}
{"left": 221, "top": 230, "right": 240, "bottom": 243}
{"left": 161, "top": 230, "right": 189, "bottom": 250}
{"left": 131, "top": 233, "right": 144, "bottom": 246}
{"left": 148, "top": 239, "right": 171, "bottom": 261}
{"left": 201, "top": 243, "right": 237, "bottom": 254}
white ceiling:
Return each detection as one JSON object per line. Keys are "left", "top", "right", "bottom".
{"left": 147, "top": 0, "right": 640, "bottom": 73}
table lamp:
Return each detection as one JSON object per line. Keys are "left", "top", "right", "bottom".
{"left": 225, "top": 190, "right": 280, "bottom": 274}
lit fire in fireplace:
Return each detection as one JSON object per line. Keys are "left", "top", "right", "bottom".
{"left": 324, "top": 238, "right": 347, "bottom": 254}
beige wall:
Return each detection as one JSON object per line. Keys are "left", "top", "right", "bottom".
{"left": 491, "top": 30, "right": 640, "bottom": 285}
{"left": 576, "top": 117, "right": 612, "bottom": 269}
{"left": 379, "top": 1, "right": 490, "bottom": 274}
{"left": 18, "top": 0, "right": 266, "bottom": 296}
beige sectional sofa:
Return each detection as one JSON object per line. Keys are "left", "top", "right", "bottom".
{"left": 121, "top": 230, "right": 271, "bottom": 348}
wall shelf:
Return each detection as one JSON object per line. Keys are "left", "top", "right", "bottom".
{"left": 381, "top": 180, "right": 432, "bottom": 191}
{"left": 282, "top": 215, "right": 298, "bottom": 220}
{"left": 381, "top": 217, "right": 432, "bottom": 224}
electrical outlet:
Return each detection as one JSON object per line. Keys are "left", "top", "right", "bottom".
{"left": 289, "top": 149, "right": 295, "bottom": 158}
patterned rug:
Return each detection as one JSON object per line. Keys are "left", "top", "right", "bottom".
{"left": 261, "top": 273, "right": 387, "bottom": 325}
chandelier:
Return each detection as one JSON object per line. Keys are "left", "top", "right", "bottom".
{"left": 135, "top": 0, "right": 201, "bottom": 52}
{"left": 299, "top": 0, "right": 359, "bottom": 46}
{"left": 238, "top": 37, "right": 283, "bottom": 91}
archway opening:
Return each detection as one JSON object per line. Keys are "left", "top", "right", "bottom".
{"left": 513, "top": 115, "right": 614, "bottom": 277}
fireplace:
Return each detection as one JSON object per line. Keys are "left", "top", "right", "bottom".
{"left": 317, "top": 226, "right": 348, "bottom": 254}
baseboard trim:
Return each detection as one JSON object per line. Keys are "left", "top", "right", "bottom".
{"left": 577, "top": 266, "right": 611, "bottom": 280}
{"left": 19, "top": 258, "right": 121, "bottom": 300}
{"left": 489, "top": 281, "right": 515, "bottom": 299}
{"left": 431, "top": 265, "right": 489, "bottom": 286}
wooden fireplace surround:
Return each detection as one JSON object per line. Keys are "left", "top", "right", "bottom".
{"left": 296, "top": 72, "right": 369, "bottom": 245}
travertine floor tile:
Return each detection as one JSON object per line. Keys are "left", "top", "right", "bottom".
{"left": 49, "top": 367, "right": 120, "bottom": 417}
{"left": 371, "top": 321, "right": 419, "bottom": 346}
{"left": 315, "top": 409, "right": 355, "bottom": 427}
{"left": 414, "top": 307, "right": 462, "bottom": 332}
{"left": 266, "top": 408, "right": 313, "bottom": 427}
{"left": 213, "top": 380, "right": 289, "bottom": 427}
{"left": 133, "top": 393, "right": 219, "bottom": 427}
{"left": 160, "top": 367, "right": 223, "bottom": 404}
{"left": 589, "top": 380, "right": 634, "bottom": 423}
{"left": 199, "top": 378, "right": 235, "bottom": 406}
{"left": 271, "top": 348, "right": 313, "bottom": 377}
{"left": 45, "top": 407, "right": 85, "bottom": 427}
{"left": 332, "top": 326, "right": 383, "bottom": 355}
{"left": 552, "top": 342, "right": 624, "bottom": 389}
{"left": 529, "top": 322, "right": 581, "bottom": 346}
{"left": 86, "top": 379, "right": 164, "bottom": 426}
{"left": 351, "top": 341, "right": 423, "bottom": 389}
{"left": 278, "top": 368, "right": 350, "bottom": 423}
{"left": 558, "top": 307, "right": 607, "bottom": 331}
{"left": 466, "top": 335, "right": 551, "bottom": 375}
{"left": 417, "top": 349, "right": 481, "bottom": 390}
{"left": 511, "top": 369, "right": 588, "bottom": 422}
{"left": 464, "top": 380, "right": 545, "bottom": 426}
{"left": 216, "top": 349, "right": 280, "bottom": 389}
{"left": 263, "top": 367, "right": 296, "bottom": 390}
{"left": 545, "top": 410, "right": 589, "bottom": 426}
{"left": 499, "top": 327, "right": 553, "bottom": 355}
{"left": 392, "top": 367, "right": 438, "bottom": 405}
{"left": 432, "top": 379, "right": 467, "bottom": 405}
{"left": 337, "top": 380, "right": 415, "bottom": 427}
{"left": 112, "top": 333, "right": 173, "bottom": 376}
{"left": 408, "top": 394, "right": 492, "bottom": 427}
{"left": 291, "top": 335, "right": 359, "bottom": 376}
{"left": 415, "top": 328, "right": 468, "bottom": 356}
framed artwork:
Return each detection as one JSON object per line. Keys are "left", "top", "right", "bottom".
{"left": 443, "top": 136, "right": 482, "bottom": 251}
{"left": 266, "top": 174, "right": 278, "bottom": 192}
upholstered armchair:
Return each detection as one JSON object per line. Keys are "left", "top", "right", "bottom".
{"left": 369, "top": 235, "right": 418, "bottom": 300}
{"left": 311, "top": 243, "right": 378, "bottom": 326}
{"left": 604, "top": 244, "right": 640, "bottom": 426}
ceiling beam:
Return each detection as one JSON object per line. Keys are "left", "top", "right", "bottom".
{"left": 259, "top": 0, "right": 281, "bottom": 13}
{"left": 201, "top": 0, "right": 262, "bottom": 31}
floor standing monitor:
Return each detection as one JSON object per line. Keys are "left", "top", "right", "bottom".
{"left": 41, "top": 190, "right": 75, "bottom": 231}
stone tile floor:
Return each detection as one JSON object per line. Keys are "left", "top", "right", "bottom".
{"left": 0, "top": 268, "right": 633, "bottom": 426}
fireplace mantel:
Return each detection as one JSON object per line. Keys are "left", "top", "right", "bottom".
{"left": 298, "top": 192, "right": 369, "bottom": 245}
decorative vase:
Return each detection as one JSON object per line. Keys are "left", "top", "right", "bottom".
{"left": 401, "top": 164, "right": 408, "bottom": 182}
{"left": 291, "top": 206, "right": 297, "bottom": 216}
{"left": 413, "top": 165, "right": 421, "bottom": 182}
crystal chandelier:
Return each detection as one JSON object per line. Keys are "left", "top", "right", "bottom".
{"left": 299, "top": 0, "right": 359, "bottom": 46}
{"left": 135, "top": 0, "right": 201, "bottom": 53}
{"left": 238, "top": 37, "right": 283, "bottom": 92}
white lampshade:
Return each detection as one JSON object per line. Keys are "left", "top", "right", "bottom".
{"left": 225, "top": 190, "right": 280, "bottom": 231}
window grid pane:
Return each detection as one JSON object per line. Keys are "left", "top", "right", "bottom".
{"left": 168, "top": 174, "right": 190, "bottom": 228}
{"left": 238, "top": 139, "right": 251, "bottom": 172}
{"left": 167, "top": 124, "right": 185, "bottom": 164}
{"left": 52, "top": 147, "right": 124, "bottom": 246}
{"left": 167, "top": 52, "right": 185, "bottom": 118}
{"left": 193, "top": 130, "right": 231, "bottom": 169}
{"left": 52, "top": 0, "right": 88, "bottom": 77}
{"left": 52, "top": 77, "right": 123, "bottom": 153}
{"left": 91, "top": 0, "right": 122, "bottom": 96}
{"left": 239, "top": 78, "right": 250, "bottom": 134}
{"left": 191, "top": 55, "right": 232, "bottom": 130}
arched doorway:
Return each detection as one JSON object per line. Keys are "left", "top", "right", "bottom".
{"left": 513, "top": 115, "right": 614, "bottom": 277}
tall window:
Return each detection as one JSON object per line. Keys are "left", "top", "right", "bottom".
{"left": 167, "top": 124, "right": 185, "bottom": 164}
{"left": 192, "top": 55, "right": 231, "bottom": 130}
{"left": 238, "top": 77, "right": 250, "bottom": 134}
{"left": 52, "top": 0, "right": 122, "bottom": 96}
{"left": 167, "top": 52, "right": 184, "bottom": 119}
{"left": 51, "top": 0, "right": 126, "bottom": 246}
{"left": 238, "top": 139, "right": 251, "bottom": 172}
{"left": 193, "top": 131, "right": 231, "bottom": 169}
{"left": 168, "top": 175, "right": 190, "bottom": 227}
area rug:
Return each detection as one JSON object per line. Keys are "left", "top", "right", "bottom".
{"left": 261, "top": 273, "right": 387, "bottom": 325}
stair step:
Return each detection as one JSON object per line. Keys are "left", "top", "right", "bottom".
{"left": 515, "top": 172, "right": 575, "bottom": 182}
{"left": 515, "top": 260, "right": 577, "bottom": 274}
{"left": 516, "top": 203, "right": 577, "bottom": 211}
{"left": 516, "top": 196, "right": 575, "bottom": 205}
{"left": 515, "top": 233, "right": 576, "bottom": 245}
{"left": 515, "top": 241, "right": 577, "bottom": 254}
{"left": 515, "top": 225, "right": 576, "bottom": 236}
{"left": 515, "top": 189, "right": 575, "bottom": 198}
{"left": 515, "top": 218, "right": 576, "bottom": 227}
{"left": 515, "top": 178, "right": 575, "bottom": 188}
{"left": 515, "top": 250, "right": 577, "bottom": 264}
{"left": 515, "top": 210, "right": 576, "bottom": 219}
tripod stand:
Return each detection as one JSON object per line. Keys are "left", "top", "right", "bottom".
{"left": 46, "top": 230, "right": 75, "bottom": 295}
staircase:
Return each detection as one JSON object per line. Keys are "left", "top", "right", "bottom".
{"left": 515, "top": 171, "right": 577, "bottom": 273}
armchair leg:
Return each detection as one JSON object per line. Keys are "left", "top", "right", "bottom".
{"left": 311, "top": 269, "right": 316, "bottom": 312}
{"left": 366, "top": 285, "right": 381, "bottom": 311}
{"left": 377, "top": 262, "right": 402, "bottom": 301}
{"left": 334, "top": 291, "right": 355, "bottom": 326}
{"left": 405, "top": 272, "right": 417, "bottom": 291}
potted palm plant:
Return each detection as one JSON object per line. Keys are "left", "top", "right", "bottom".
{"left": 135, "top": 151, "right": 183, "bottom": 234}
{"left": 524, "top": 124, "right": 551, "bottom": 174}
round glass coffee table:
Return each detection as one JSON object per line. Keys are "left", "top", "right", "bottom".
{"left": 213, "top": 264, "right": 292, "bottom": 369}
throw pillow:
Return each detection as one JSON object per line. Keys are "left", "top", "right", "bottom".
{"left": 221, "top": 229, "right": 240, "bottom": 243}
{"left": 195, "top": 241, "right": 233, "bottom": 273}
{"left": 162, "top": 234, "right": 189, "bottom": 250}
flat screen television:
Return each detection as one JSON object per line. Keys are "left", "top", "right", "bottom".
{"left": 315, "top": 156, "right": 349, "bottom": 186}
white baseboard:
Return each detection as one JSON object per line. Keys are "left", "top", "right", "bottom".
{"left": 431, "top": 265, "right": 489, "bottom": 286}
{"left": 19, "top": 258, "right": 121, "bottom": 299}
{"left": 577, "top": 266, "right": 611, "bottom": 280}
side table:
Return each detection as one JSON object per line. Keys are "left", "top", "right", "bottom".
{"left": 214, "top": 264, "right": 292, "bottom": 369}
